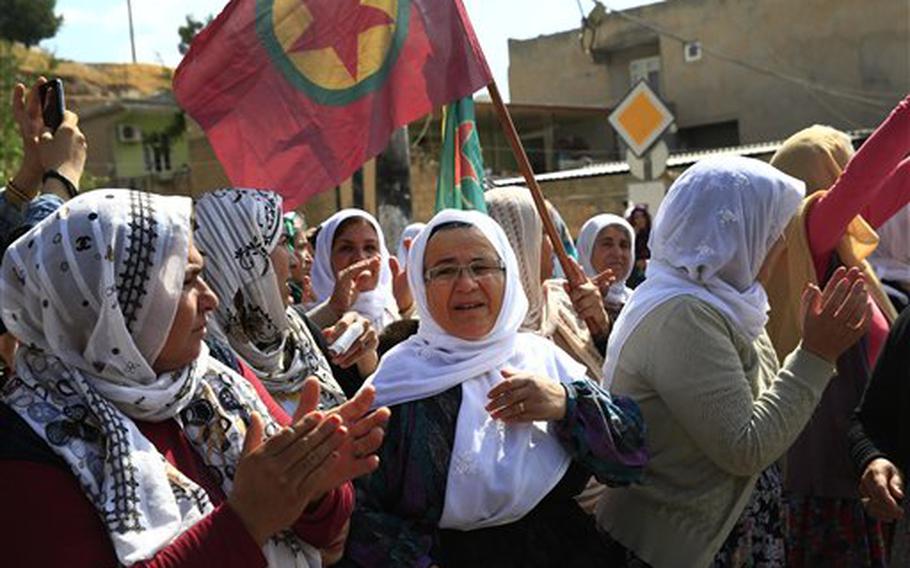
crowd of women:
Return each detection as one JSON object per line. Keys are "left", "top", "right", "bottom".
{"left": 0, "top": 76, "right": 908, "bottom": 568}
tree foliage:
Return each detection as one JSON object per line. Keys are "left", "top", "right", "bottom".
{"left": 178, "top": 14, "right": 212, "bottom": 56}
{"left": 0, "top": 0, "right": 63, "bottom": 46}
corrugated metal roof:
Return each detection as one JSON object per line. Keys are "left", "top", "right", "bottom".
{"left": 492, "top": 129, "right": 872, "bottom": 186}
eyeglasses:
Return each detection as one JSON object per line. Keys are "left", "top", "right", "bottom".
{"left": 424, "top": 260, "right": 505, "bottom": 284}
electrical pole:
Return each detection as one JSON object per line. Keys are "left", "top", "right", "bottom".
{"left": 126, "top": 0, "right": 137, "bottom": 63}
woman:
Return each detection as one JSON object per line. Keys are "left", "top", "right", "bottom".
{"left": 869, "top": 203, "right": 910, "bottom": 312}
{"left": 486, "top": 186, "right": 609, "bottom": 380}
{"left": 283, "top": 211, "right": 316, "bottom": 306}
{"left": 850, "top": 307, "right": 910, "bottom": 565}
{"left": 597, "top": 156, "right": 871, "bottom": 568}
{"left": 625, "top": 205, "right": 651, "bottom": 289}
{"left": 343, "top": 209, "right": 648, "bottom": 567}
{"left": 309, "top": 209, "right": 413, "bottom": 331}
{"left": 194, "top": 189, "right": 379, "bottom": 416}
{"left": 577, "top": 214, "right": 636, "bottom": 322}
{"left": 0, "top": 190, "right": 388, "bottom": 567}
{"left": 396, "top": 222, "right": 425, "bottom": 269}
{"left": 764, "top": 96, "right": 910, "bottom": 567}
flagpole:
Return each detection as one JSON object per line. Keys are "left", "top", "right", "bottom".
{"left": 486, "top": 80, "right": 601, "bottom": 335}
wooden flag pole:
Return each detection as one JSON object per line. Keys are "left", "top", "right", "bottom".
{"left": 486, "top": 81, "right": 601, "bottom": 334}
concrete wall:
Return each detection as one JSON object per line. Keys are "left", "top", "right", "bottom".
{"left": 508, "top": 30, "right": 613, "bottom": 108}
{"left": 509, "top": 0, "right": 909, "bottom": 145}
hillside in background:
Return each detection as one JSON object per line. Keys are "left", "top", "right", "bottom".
{"left": 14, "top": 44, "right": 173, "bottom": 110}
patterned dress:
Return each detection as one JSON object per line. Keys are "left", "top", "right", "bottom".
{"left": 610, "top": 464, "right": 787, "bottom": 567}
{"left": 341, "top": 380, "right": 648, "bottom": 567}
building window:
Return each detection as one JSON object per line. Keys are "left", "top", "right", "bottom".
{"left": 629, "top": 56, "right": 661, "bottom": 93}
{"left": 676, "top": 121, "right": 740, "bottom": 151}
{"left": 143, "top": 138, "right": 172, "bottom": 173}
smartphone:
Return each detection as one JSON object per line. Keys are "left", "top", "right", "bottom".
{"left": 38, "top": 78, "right": 65, "bottom": 132}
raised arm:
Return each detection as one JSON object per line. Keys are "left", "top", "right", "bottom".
{"left": 807, "top": 95, "right": 910, "bottom": 277}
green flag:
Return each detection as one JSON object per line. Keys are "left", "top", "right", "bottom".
{"left": 435, "top": 96, "right": 487, "bottom": 212}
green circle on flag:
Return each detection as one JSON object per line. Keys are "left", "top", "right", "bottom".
{"left": 256, "top": 0, "right": 411, "bottom": 106}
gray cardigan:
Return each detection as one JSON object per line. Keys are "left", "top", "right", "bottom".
{"left": 597, "top": 296, "right": 834, "bottom": 568}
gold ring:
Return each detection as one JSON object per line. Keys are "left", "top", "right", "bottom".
{"left": 518, "top": 401, "right": 525, "bottom": 414}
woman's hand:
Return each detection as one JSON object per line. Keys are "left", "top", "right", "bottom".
{"left": 390, "top": 253, "right": 414, "bottom": 315}
{"left": 592, "top": 267, "right": 617, "bottom": 298}
{"left": 323, "top": 311, "right": 379, "bottom": 375}
{"left": 800, "top": 266, "right": 871, "bottom": 363}
{"left": 9, "top": 78, "right": 48, "bottom": 197}
{"left": 485, "top": 368, "right": 567, "bottom": 423}
{"left": 328, "top": 257, "right": 380, "bottom": 317}
{"left": 38, "top": 110, "right": 87, "bottom": 193}
{"left": 562, "top": 258, "right": 610, "bottom": 338}
{"left": 228, "top": 381, "right": 347, "bottom": 545}
{"left": 860, "top": 457, "right": 905, "bottom": 521}
{"left": 315, "top": 385, "right": 390, "bottom": 495}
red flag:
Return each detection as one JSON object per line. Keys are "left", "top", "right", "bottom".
{"left": 174, "top": 0, "right": 492, "bottom": 208}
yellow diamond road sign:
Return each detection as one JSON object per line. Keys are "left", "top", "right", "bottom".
{"left": 609, "top": 80, "right": 674, "bottom": 158}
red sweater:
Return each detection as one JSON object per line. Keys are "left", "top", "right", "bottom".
{"left": 807, "top": 95, "right": 910, "bottom": 363}
{"left": 0, "top": 361, "right": 354, "bottom": 567}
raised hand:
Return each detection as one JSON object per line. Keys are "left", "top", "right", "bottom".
{"left": 390, "top": 241, "right": 414, "bottom": 314}
{"left": 9, "top": 78, "right": 48, "bottom": 196}
{"left": 799, "top": 266, "right": 870, "bottom": 363}
{"left": 485, "top": 368, "right": 567, "bottom": 423}
{"left": 562, "top": 257, "right": 610, "bottom": 338}
{"left": 38, "top": 109, "right": 87, "bottom": 192}
{"left": 228, "top": 406, "right": 347, "bottom": 546}
{"left": 591, "top": 267, "right": 618, "bottom": 298}
{"left": 314, "top": 385, "right": 390, "bottom": 493}
{"left": 328, "top": 256, "right": 381, "bottom": 316}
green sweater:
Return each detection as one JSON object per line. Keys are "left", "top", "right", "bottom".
{"left": 597, "top": 296, "right": 834, "bottom": 568}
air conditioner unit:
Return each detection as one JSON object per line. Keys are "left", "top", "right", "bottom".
{"left": 117, "top": 124, "right": 142, "bottom": 143}
{"left": 684, "top": 41, "right": 702, "bottom": 63}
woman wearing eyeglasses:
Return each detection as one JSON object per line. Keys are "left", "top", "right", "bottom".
{"left": 341, "top": 209, "right": 648, "bottom": 568}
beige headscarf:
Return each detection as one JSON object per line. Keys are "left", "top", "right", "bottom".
{"left": 763, "top": 125, "right": 896, "bottom": 361}
{"left": 485, "top": 186, "right": 604, "bottom": 380}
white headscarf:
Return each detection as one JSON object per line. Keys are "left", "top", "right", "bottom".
{"left": 602, "top": 157, "right": 805, "bottom": 387}
{"left": 194, "top": 189, "right": 343, "bottom": 411}
{"left": 0, "top": 190, "right": 318, "bottom": 566}
{"left": 396, "top": 222, "right": 426, "bottom": 269}
{"left": 312, "top": 209, "right": 398, "bottom": 331}
{"left": 870, "top": 203, "right": 910, "bottom": 287}
{"left": 370, "top": 209, "right": 586, "bottom": 530}
{"left": 577, "top": 214, "right": 636, "bottom": 305}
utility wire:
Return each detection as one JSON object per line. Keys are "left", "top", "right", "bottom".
{"left": 596, "top": 1, "right": 898, "bottom": 109}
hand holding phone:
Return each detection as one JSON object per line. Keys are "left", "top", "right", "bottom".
{"left": 38, "top": 79, "right": 65, "bottom": 132}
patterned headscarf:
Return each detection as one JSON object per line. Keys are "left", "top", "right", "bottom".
{"left": 0, "top": 190, "right": 318, "bottom": 566}
{"left": 194, "top": 189, "right": 343, "bottom": 411}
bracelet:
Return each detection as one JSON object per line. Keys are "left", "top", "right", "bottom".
{"left": 42, "top": 169, "right": 78, "bottom": 199}
{"left": 5, "top": 178, "right": 32, "bottom": 204}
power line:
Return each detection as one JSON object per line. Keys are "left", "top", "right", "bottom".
{"left": 596, "top": 1, "right": 899, "bottom": 110}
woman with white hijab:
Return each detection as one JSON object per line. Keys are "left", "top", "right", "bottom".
{"left": 308, "top": 210, "right": 412, "bottom": 331}
{"left": 194, "top": 189, "right": 379, "bottom": 417}
{"left": 0, "top": 190, "right": 389, "bottom": 567}
{"left": 396, "top": 222, "right": 425, "bottom": 269}
{"left": 344, "top": 209, "right": 648, "bottom": 567}
{"left": 597, "top": 157, "right": 873, "bottom": 568}
{"left": 576, "top": 214, "right": 636, "bottom": 321}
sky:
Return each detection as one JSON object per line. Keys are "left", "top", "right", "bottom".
{"left": 40, "top": 0, "right": 659, "bottom": 100}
